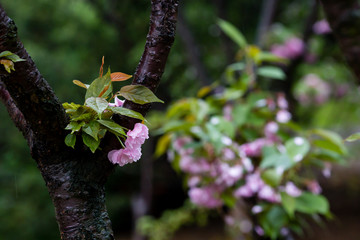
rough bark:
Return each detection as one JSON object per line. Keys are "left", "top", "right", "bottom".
{"left": 320, "top": 0, "right": 360, "bottom": 83}
{"left": 0, "top": 0, "right": 179, "bottom": 239}
{"left": 119, "top": 0, "right": 179, "bottom": 130}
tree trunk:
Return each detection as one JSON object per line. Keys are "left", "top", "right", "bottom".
{"left": 0, "top": 0, "right": 179, "bottom": 239}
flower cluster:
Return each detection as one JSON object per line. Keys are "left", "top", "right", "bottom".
{"left": 168, "top": 94, "right": 323, "bottom": 210}
{"left": 108, "top": 122, "right": 149, "bottom": 166}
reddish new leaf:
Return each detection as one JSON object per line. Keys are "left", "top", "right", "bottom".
{"left": 99, "top": 56, "right": 104, "bottom": 77}
{"left": 110, "top": 72, "right": 132, "bottom": 82}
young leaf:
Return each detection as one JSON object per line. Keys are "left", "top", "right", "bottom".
{"left": 111, "top": 72, "right": 132, "bottom": 81}
{"left": 65, "top": 121, "right": 85, "bottom": 134}
{"left": 82, "top": 132, "right": 100, "bottom": 153}
{"left": 85, "top": 68, "right": 112, "bottom": 100}
{"left": 5, "top": 53, "right": 26, "bottom": 62}
{"left": 0, "top": 51, "right": 13, "bottom": 58}
{"left": 310, "top": 129, "right": 347, "bottom": 155}
{"left": 63, "top": 102, "right": 82, "bottom": 110}
{"left": 97, "top": 119, "right": 126, "bottom": 136}
{"left": 110, "top": 106, "right": 145, "bottom": 121}
{"left": 82, "top": 121, "right": 101, "bottom": 141}
{"left": 257, "top": 66, "right": 286, "bottom": 80}
{"left": 73, "top": 80, "right": 89, "bottom": 89}
{"left": 155, "top": 133, "right": 172, "bottom": 158}
{"left": 217, "top": 19, "right": 247, "bottom": 49}
{"left": 118, "top": 85, "right": 164, "bottom": 104}
{"left": 0, "top": 59, "right": 15, "bottom": 73}
{"left": 65, "top": 133, "right": 76, "bottom": 149}
{"left": 99, "top": 56, "right": 104, "bottom": 77}
{"left": 85, "top": 97, "right": 109, "bottom": 116}
{"left": 345, "top": 132, "right": 360, "bottom": 142}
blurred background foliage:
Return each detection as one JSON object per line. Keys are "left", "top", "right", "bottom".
{"left": 1, "top": 0, "right": 360, "bottom": 239}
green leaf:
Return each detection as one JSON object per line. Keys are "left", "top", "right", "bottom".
{"left": 260, "top": 146, "right": 294, "bottom": 170}
{"left": 65, "top": 121, "right": 85, "bottom": 134}
{"left": 85, "top": 67, "right": 112, "bottom": 100}
{"left": 310, "top": 129, "right": 347, "bottom": 155}
{"left": 285, "top": 137, "right": 310, "bottom": 162}
{"left": 82, "top": 132, "right": 100, "bottom": 153}
{"left": 261, "top": 168, "right": 282, "bottom": 187}
{"left": 71, "top": 113, "right": 94, "bottom": 122}
{"left": 82, "top": 121, "right": 101, "bottom": 141}
{"left": 281, "top": 192, "right": 296, "bottom": 218}
{"left": 63, "top": 102, "right": 82, "bottom": 110}
{"left": 85, "top": 97, "right": 109, "bottom": 116}
{"left": 5, "top": 53, "right": 26, "bottom": 62}
{"left": 0, "top": 51, "right": 13, "bottom": 58}
{"left": 155, "top": 133, "right": 172, "bottom": 158}
{"left": 345, "top": 132, "right": 360, "bottom": 142}
{"left": 110, "top": 106, "right": 144, "bottom": 121}
{"left": 217, "top": 19, "right": 247, "bottom": 48}
{"left": 294, "top": 193, "right": 329, "bottom": 215}
{"left": 257, "top": 66, "right": 286, "bottom": 80}
{"left": 118, "top": 85, "right": 164, "bottom": 104}
{"left": 255, "top": 51, "right": 288, "bottom": 64}
{"left": 97, "top": 119, "right": 126, "bottom": 136}
{"left": 65, "top": 133, "right": 76, "bottom": 149}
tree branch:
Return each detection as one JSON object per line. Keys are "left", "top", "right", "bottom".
{"left": 118, "top": 0, "right": 179, "bottom": 130}
{"left": 0, "top": 5, "right": 67, "bottom": 148}
{"left": 320, "top": 0, "right": 360, "bottom": 83}
{"left": 0, "top": 80, "right": 32, "bottom": 141}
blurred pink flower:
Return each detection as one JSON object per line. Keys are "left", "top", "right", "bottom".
{"left": 313, "top": 19, "right": 331, "bottom": 35}
{"left": 277, "top": 93, "right": 288, "bottom": 109}
{"left": 264, "top": 121, "right": 279, "bottom": 139}
{"left": 258, "top": 185, "right": 281, "bottom": 203}
{"left": 180, "top": 156, "right": 210, "bottom": 174}
{"left": 239, "top": 138, "right": 273, "bottom": 157}
{"left": 276, "top": 110, "right": 291, "bottom": 123}
{"left": 173, "top": 137, "right": 193, "bottom": 156}
{"left": 217, "top": 163, "right": 243, "bottom": 186}
{"left": 271, "top": 37, "right": 304, "bottom": 60}
{"left": 306, "top": 180, "right": 322, "bottom": 194}
{"left": 284, "top": 181, "right": 302, "bottom": 197}
{"left": 189, "top": 185, "right": 223, "bottom": 208}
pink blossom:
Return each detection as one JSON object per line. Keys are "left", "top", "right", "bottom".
{"left": 234, "top": 172, "right": 264, "bottom": 198}
{"left": 271, "top": 44, "right": 288, "bottom": 59}
{"left": 277, "top": 93, "right": 288, "bottom": 109}
{"left": 258, "top": 185, "right": 281, "bottom": 203}
{"left": 188, "top": 176, "right": 201, "bottom": 188}
{"left": 108, "top": 123, "right": 149, "bottom": 166}
{"left": 189, "top": 185, "right": 223, "bottom": 208}
{"left": 271, "top": 37, "right": 304, "bottom": 60}
{"left": 173, "top": 137, "right": 193, "bottom": 156}
{"left": 285, "top": 37, "right": 304, "bottom": 59}
{"left": 222, "top": 148, "right": 236, "bottom": 160}
{"left": 276, "top": 110, "right": 291, "bottom": 123}
{"left": 306, "top": 180, "right": 322, "bottom": 194}
{"left": 264, "top": 121, "right": 279, "bottom": 139}
{"left": 217, "top": 163, "right": 243, "bottom": 186}
{"left": 252, "top": 205, "right": 263, "bottom": 214}
{"left": 239, "top": 138, "right": 273, "bottom": 157}
{"left": 223, "top": 104, "right": 233, "bottom": 121}
{"left": 180, "top": 156, "right": 210, "bottom": 174}
{"left": 284, "top": 182, "right": 302, "bottom": 197}
{"left": 254, "top": 226, "right": 264, "bottom": 236}
{"left": 241, "top": 157, "right": 254, "bottom": 172}
{"left": 322, "top": 162, "right": 332, "bottom": 178}
{"left": 313, "top": 19, "right": 331, "bottom": 35}
{"left": 108, "top": 96, "right": 124, "bottom": 107}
